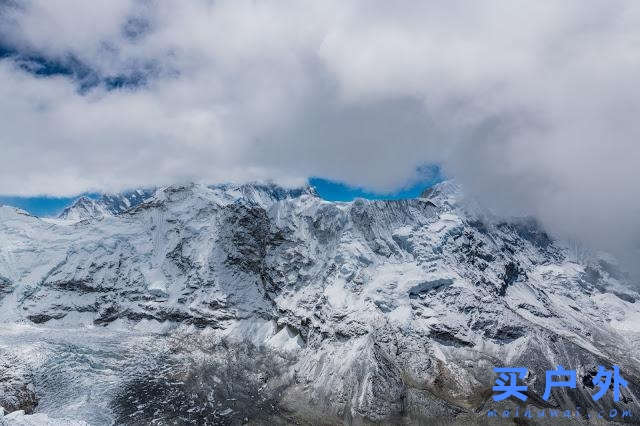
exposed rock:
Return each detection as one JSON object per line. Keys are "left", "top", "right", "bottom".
{"left": 0, "top": 351, "right": 37, "bottom": 415}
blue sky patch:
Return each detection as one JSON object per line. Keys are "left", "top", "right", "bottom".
{"left": 310, "top": 165, "right": 442, "bottom": 201}
{"left": 309, "top": 176, "right": 441, "bottom": 202}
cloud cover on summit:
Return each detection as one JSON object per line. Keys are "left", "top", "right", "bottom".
{"left": 1, "top": 1, "right": 639, "bottom": 259}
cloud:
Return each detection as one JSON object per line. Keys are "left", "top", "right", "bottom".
{"left": 1, "top": 0, "right": 639, "bottom": 258}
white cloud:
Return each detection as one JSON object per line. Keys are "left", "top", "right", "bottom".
{"left": 1, "top": 0, "right": 640, "bottom": 257}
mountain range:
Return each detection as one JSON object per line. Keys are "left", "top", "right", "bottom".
{"left": 0, "top": 181, "right": 639, "bottom": 424}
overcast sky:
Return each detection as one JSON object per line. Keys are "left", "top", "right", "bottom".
{"left": 1, "top": 1, "right": 639, "bottom": 259}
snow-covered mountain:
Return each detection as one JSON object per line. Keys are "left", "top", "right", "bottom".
{"left": 57, "top": 189, "right": 155, "bottom": 221}
{"left": 1, "top": 181, "right": 639, "bottom": 423}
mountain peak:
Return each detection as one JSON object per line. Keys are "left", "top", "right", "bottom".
{"left": 420, "top": 180, "right": 461, "bottom": 203}
{"left": 58, "top": 197, "right": 106, "bottom": 221}
{"left": 58, "top": 189, "right": 155, "bottom": 221}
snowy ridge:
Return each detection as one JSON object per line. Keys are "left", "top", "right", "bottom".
{"left": 1, "top": 181, "right": 639, "bottom": 422}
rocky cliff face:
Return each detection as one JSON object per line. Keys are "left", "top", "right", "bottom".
{"left": 1, "top": 182, "right": 639, "bottom": 423}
